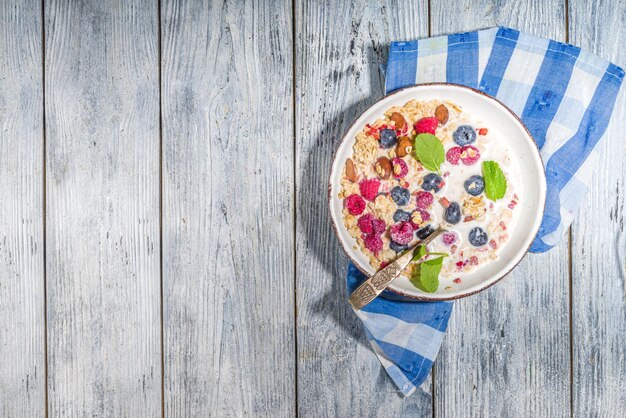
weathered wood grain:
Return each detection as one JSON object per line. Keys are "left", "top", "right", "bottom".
{"left": 295, "top": 1, "right": 432, "bottom": 416}
{"left": 430, "top": 2, "right": 572, "bottom": 417}
{"left": 569, "top": 1, "right": 626, "bottom": 415}
{"left": 0, "top": 1, "right": 45, "bottom": 416}
{"left": 44, "top": 0, "right": 161, "bottom": 415}
{"left": 160, "top": 0, "right": 295, "bottom": 416}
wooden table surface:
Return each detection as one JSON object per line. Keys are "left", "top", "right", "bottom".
{"left": 1, "top": 0, "right": 624, "bottom": 417}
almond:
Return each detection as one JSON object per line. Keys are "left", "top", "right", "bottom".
{"left": 389, "top": 112, "right": 406, "bottom": 131}
{"left": 396, "top": 136, "right": 413, "bottom": 157}
{"left": 345, "top": 158, "right": 357, "bottom": 182}
{"left": 374, "top": 157, "right": 392, "bottom": 179}
{"left": 435, "top": 104, "right": 449, "bottom": 125}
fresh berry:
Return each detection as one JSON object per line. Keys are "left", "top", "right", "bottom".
{"left": 379, "top": 128, "right": 398, "bottom": 148}
{"left": 464, "top": 175, "right": 485, "bottom": 196}
{"left": 416, "top": 224, "right": 435, "bottom": 240}
{"left": 390, "top": 186, "right": 411, "bottom": 206}
{"left": 363, "top": 234, "right": 383, "bottom": 253}
{"left": 393, "top": 209, "right": 411, "bottom": 223}
{"left": 345, "top": 194, "right": 365, "bottom": 215}
{"left": 372, "top": 218, "right": 386, "bottom": 234}
{"left": 442, "top": 231, "right": 457, "bottom": 245}
{"left": 421, "top": 173, "right": 444, "bottom": 192}
{"left": 460, "top": 145, "right": 480, "bottom": 165}
{"left": 415, "top": 191, "right": 434, "bottom": 209}
{"left": 453, "top": 125, "right": 477, "bottom": 146}
{"left": 390, "top": 222, "right": 414, "bottom": 245}
{"left": 444, "top": 201, "right": 462, "bottom": 224}
{"left": 445, "top": 146, "right": 463, "bottom": 165}
{"left": 390, "top": 241, "right": 409, "bottom": 253}
{"left": 468, "top": 226, "right": 489, "bottom": 247}
{"left": 357, "top": 214, "right": 375, "bottom": 234}
{"left": 391, "top": 158, "right": 409, "bottom": 179}
{"left": 414, "top": 117, "right": 439, "bottom": 134}
{"left": 359, "top": 178, "right": 380, "bottom": 201}
{"left": 415, "top": 209, "right": 430, "bottom": 223}
{"left": 357, "top": 214, "right": 385, "bottom": 235}
{"left": 409, "top": 209, "right": 429, "bottom": 229}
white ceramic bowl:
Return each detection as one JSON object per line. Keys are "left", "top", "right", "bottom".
{"left": 329, "top": 83, "right": 546, "bottom": 300}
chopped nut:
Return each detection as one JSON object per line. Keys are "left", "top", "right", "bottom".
{"left": 411, "top": 210, "right": 423, "bottom": 226}
{"left": 374, "top": 157, "right": 392, "bottom": 179}
{"left": 435, "top": 104, "right": 449, "bottom": 125}
{"left": 438, "top": 197, "right": 450, "bottom": 208}
{"left": 345, "top": 158, "right": 357, "bottom": 182}
{"left": 396, "top": 136, "right": 413, "bottom": 157}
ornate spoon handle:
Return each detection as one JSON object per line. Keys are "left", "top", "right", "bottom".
{"left": 348, "top": 227, "right": 445, "bottom": 310}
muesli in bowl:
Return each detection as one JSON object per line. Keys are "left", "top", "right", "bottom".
{"left": 338, "top": 97, "right": 522, "bottom": 294}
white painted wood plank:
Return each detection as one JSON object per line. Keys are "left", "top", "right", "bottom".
{"left": 430, "top": 2, "right": 572, "bottom": 417}
{"left": 295, "top": 1, "right": 432, "bottom": 416}
{"left": 160, "top": 1, "right": 295, "bottom": 416}
{"left": 44, "top": 0, "right": 161, "bottom": 416}
{"left": 569, "top": 0, "right": 626, "bottom": 414}
{"left": 0, "top": 1, "right": 45, "bottom": 416}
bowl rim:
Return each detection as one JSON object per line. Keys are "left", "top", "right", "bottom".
{"left": 327, "top": 82, "right": 547, "bottom": 301}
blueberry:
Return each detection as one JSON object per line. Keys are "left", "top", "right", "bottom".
{"left": 421, "top": 173, "right": 444, "bottom": 192}
{"left": 390, "top": 186, "right": 411, "bottom": 206}
{"left": 379, "top": 129, "right": 398, "bottom": 148}
{"left": 453, "top": 125, "right": 477, "bottom": 146}
{"left": 416, "top": 224, "right": 435, "bottom": 240}
{"left": 390, "top": 241, "right": 409, "bottom": 253}
{"left": 444, "top": 202, "right": 462, "bottom": 224}
{"left": 464, "top": 175, "right": 485, "bottom": 196}
{"left": 468, "top": 227, "right": 489, "bottom": 247}
{"left": 393, "top": 209, "right": 411, "bottom": 223}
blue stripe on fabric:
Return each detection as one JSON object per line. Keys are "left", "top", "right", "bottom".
{"left": 374, "top": 339, "right": 431, "bottom": 383}
{"left": 446, "top": 32, "right": 479, "bottom": 87}
{"left": 530, "top": 64, "right": 623, "bottom": 252}
{"left": 479, "top": 28, "right": 519, "bottom": 95}
{"left": 385, "top": 41, "right": 418, "bottom": 93}
{"left": 521, "top": 41, "right": 581, "bottom": 149}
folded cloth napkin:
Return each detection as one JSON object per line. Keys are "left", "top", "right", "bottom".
{"left": 348, "top": 26, "right": 623, "bottom": 396}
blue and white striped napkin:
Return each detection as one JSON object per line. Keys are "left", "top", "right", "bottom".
{"left": 348, "top": 27, "right": 623, "bottom": 396}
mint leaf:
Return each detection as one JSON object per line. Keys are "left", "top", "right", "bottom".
{"left": 412, "top": 245, "right": 427, "bottom": 261}
{"left": 482, "top": 160, "right": 507, "bottom": 201}
{"left": 410, "top": 256, "right": 445, "bottom": 293}
{"left": 413, "top": 133, "right": 445, "bottom": 173}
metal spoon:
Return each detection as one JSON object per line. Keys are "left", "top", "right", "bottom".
{"left": 348, "top": 226, "right": 446, "bottom": 310}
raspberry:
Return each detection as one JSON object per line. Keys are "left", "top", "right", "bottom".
{"left": 414, "top": 117, "right": 439, "bottom": 134}
{"left": 359, "top": 178, "right": 381, "bottom": 201}
{"left": 357, "top": 214, "right": 375, "bottom": 234}
{"left": 357, "top": 214, "right": 386, "bottom": 235}
{"left": 446, "top": 146, "right": 462, "bottom": 165}
{"left": 391, "top": 157, "right": 408, "bottom": 179}
{"left": 389, "top": 222, "right": 414, "bottom": 245}
{"left": 363, "top": 234, "right": 383, "bottom": 253}
{"left": 345, "top": 194, "right": 365, "bottom": 215}
{"left": 410, "top": 209, "right": 429, "bottom": 229}
{"left": 415, "top": 191, "right": 433, "bottom": 209}
{"left": 460, "top": 145, "right": 480, "bottom": 165}
{"left": 417, "top": 209, "right": 431, "bottom": 222}
{"left": 372, "top": 218, "right": 386, "bottom": 235}
{"left": 442, "top": 231, "right": 457, "bottom": 246}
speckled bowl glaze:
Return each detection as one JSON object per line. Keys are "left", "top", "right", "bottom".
{"left": 329, "top": 83, "right": 546, "bottom": 301}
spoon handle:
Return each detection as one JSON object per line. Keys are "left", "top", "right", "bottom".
{"left": 348, "top": 227, "right": 445, "bottom": 310}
